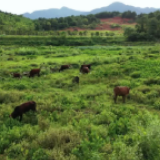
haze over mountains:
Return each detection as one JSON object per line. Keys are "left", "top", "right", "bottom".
{"left": 23, "top": 2, "right": 160, "bottom": 19}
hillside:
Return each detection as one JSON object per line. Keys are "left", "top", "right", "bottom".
{"left": 0, "top": 9, "right": 137, "bottom": 35}
{"left": 0, "top": 11, "right": 35, "bottom": 35}
{"left": 63, "top": 17, "right": 136, "bottom": 32}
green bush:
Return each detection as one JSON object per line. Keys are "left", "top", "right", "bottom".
{"left": 110, "top": 24, "right": 121, "bottom": 28}
{"left": 32, "top": 148, "right": 49, "bottom": 160}
{"left": 15, "top": 47, "right": 39, "bottom": 55}
{"left": 130, "top": 71, "right": 141, "bottom": 78}
{"left": 144, "top": 78, "right": 160, "bottom": 85}
{"left": 0, "top": 90, "right": 24, "bottom": 103}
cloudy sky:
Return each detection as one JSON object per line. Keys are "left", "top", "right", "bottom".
{"left": 1, "top": 0, "right": 160, "bottom": 14}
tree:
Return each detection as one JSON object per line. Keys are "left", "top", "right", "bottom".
{"left": 50, "top": 19, "right": 58, "bottom": 30}
{"left": 124, "top": 27, "right": 136, "bottom": 37}
{"left": 147, "top": 18, "right": 159, "bottom": 37}
{"left": 136, "top": 15, "right": 148, "bottom": 33}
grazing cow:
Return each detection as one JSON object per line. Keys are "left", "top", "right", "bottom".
{"left": 59, "top": 65, "right": 70, "bottom": 72}
{"left": 113, "top": 86, "right": 130, "bottom": 103}
{"left": 72, "top": 76, "right": 79, "bottom": 84}
{"left": 80, "top": 66, "right": 90, "bottom": 74}
{"left": 29, "top": 68, "right": 41, "bottom": 77}
{"left": 81, "top": 64, "right": 91, "bottom": 70}
{"left": 7, "top": 57, "right": 14, "bottom": 61}
{"left": 10, "top": 101, "right": 36, "bottom": 121}
{"left": 12, "top": 73, "right": 21, "bottom": 78}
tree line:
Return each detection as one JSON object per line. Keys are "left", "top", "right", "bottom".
{"left": 124, "top": 11, "right": 160, "bottom": 41}
{"left": 34, "top": 14, "right": 100, "bottom": 31}
{"left": 0, "top": 10, "right": 137, "bottom": 35}
{"left": 95, "top": 11, "right": 137, "bottom": 19}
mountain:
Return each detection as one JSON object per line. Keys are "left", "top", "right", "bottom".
{"left": 90, "top": 2, "right": 158, "bottom": 14}
{"left": 23, "top": 7, "right": 86, "bottom": 19}
{"left": 23, "top": 2, "right": 160, "bottom": 19}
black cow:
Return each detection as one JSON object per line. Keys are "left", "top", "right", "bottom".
{"left": 10, "top": 101, "right": 36, "bottom": 121}
{"left": 12, "top": 73, "right": 21, "bottom": 78}
{"left": 72, "top": 76, "right": 79, "bottom": 84}
{"left": 80, "top": 66, "right": 90, "bottom": 74}
{"left": 81, "top": 64, "right": 91, "bottom": 70}
{"left": 59, "top": 65, "right": 71, "bottom": 72}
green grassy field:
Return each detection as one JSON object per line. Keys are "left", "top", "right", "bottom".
{"left": 1, "top": 44, "right": 160, "bottom": 160}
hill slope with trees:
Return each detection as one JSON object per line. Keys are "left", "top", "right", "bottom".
{"left": 0, "top": 11, "right": 35, "bottom": 35}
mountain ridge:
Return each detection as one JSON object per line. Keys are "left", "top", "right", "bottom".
{"left": 23, "top": 2, "right": 160, "bottom": 19}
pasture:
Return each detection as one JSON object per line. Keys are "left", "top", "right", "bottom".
{"left": 1, "top": 44, "right": 160, "bottom": 160}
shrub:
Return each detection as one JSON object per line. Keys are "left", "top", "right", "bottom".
{"left": 15, "top": 47, "right": 39, "bottom": 55}
{"left": 110, "top": 24, "right": 121, "bottom": 28}
{"left": 138, "top": 117, "right": 160, "bottom": 160}
{"left": 0, "top": 90, "right": 24, "bottom": 104}
{"left": 153, "top": 100, "right": 160, "bottom": 110}
{"left": 72, "top": 132, "right": 104, "bottom": 160}
{"left": 144, "top": 78, "right": 160, "bottom": 85}
{"left": 130, "top": 71, "right": 141, "bottom": 78}
{"left": 32, "top": 148, "right": 49, "bottom": 160}
{"left": 110, "top": 141, "right": 141, "bottom": 160}
{"left": 13, "top": 83, "right": 27, "bottom": 90}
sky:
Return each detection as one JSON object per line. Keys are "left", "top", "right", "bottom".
{"left": 1, "top": 0, "right": 160, "bottom": 15}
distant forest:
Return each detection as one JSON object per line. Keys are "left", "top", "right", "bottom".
{"left": 0, "top": 10, "right": 136, "bottom": 35}
{"left": 1, "top": 10, "right": 160, "bottom": 41}
{"left": 124, "top": 11, "right": 160, "bottom": 41}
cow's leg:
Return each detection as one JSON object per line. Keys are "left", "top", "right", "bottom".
{"left": 114, "top": 95, "right": 117, "bottom": 103}
{"left": 122, "top": 96, "right": 126, "bottom": 103}
{"left": 19, "top": 114, "right": 23, "bottom": 121}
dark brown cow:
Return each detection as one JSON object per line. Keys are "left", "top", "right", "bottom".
{"left": 72, "top": 76, "right": 79, "bottom": 84}
{"left": 114, "top": 86, "right": 130, "bottom": 103}
{"left": 10, "top": 101, "right": 36, "bottom": 121}
{"left": 81, "top": 64, "right": 91, "bottom": 70}
{"left": 59, "top": 65, "right": 70, "bottom": 72}
{"left": 80, "top": 66, "right": 90, "bottom": 74}
{"left": 12, "top": 73, "right": 21, "bottom": 78}
{"left": 29, "top": 68, "right": 41, "bottom": 77}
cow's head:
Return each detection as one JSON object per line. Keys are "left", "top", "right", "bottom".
{"left": 10, "top": 106, "right": 20, "bottom": 119}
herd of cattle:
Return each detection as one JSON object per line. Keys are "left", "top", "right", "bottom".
{"left": 9, "top": 64, "right": 130, "bottom": 121}
{"left": 11, "top": 64, "right": 91, "bottom": 79}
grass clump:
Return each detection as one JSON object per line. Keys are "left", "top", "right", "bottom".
{"left": 15, "top": 47, "right": 39, "bottom": 55}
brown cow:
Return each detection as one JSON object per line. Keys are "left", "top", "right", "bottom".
{"left": 59, "top": 65, "right": 70, "bottom": 72}
{"left": 113, "top": 86, "right": 130, "bottom": 103}
{"left": 72, "top": 76, "right": 79, "bottom": 84}
{"left": 12, "top": 73, "right": 21, "bottom": 78}
{"left": 80, "top": 66, "right": 90, "bottom": 74}
{"left": 81, "top": 64, "right": 91, "bottom": 70}
{"left": 29, "top": 68, "right": 41, "bottom": 77}
{"left": 10, "top": 101, "right": 36, "bottom": 121}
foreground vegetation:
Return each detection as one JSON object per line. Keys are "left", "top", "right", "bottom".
{"left": 1, "top": 44, "right": 160, "bottom": 160}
